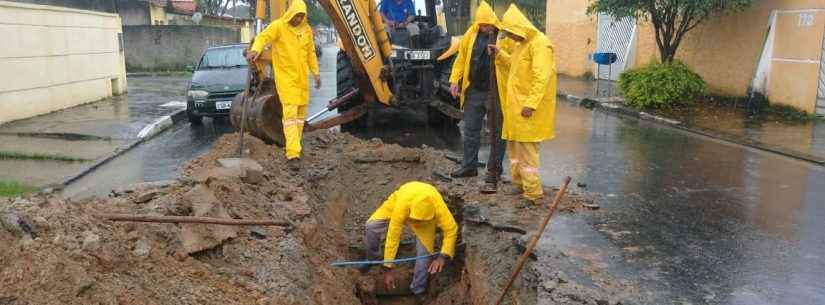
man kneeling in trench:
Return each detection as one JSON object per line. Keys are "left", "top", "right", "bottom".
{"left": 364, "top": 181, "right": 458, "bottom": 300}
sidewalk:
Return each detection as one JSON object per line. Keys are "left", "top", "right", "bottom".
{"left": 0, "top": 76, "right": 190, "bottom": 190}
{"left": 556, "top": 75, "right": 825, "bottom": 164}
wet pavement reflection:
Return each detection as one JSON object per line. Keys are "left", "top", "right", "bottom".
{"left": 62, "top": 118, "right": 234, "bottom": 198}
{"left": 533, "top": 102, "right": 825, "bottom": 304}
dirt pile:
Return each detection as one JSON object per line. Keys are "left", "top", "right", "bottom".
{"left": 0, "top": 130, "right": 604, "bottom": 305}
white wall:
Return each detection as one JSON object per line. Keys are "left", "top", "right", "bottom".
{"left": 0, "top": 1, "right": 127, "bottom": 124}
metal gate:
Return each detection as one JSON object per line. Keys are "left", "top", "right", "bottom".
{"left": 817, "top": 29, "right": 825, "bottom": 116}
{"left": 596, "top": 13, "right": 635, "bottom": 81}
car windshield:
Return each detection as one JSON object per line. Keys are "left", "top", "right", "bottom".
{"left": 198, "top": 47, "right": 247, "bottom": 70}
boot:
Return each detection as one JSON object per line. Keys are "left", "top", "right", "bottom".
{"left": 413, "top": 293, "right": 427, "bottom": 305}
{"left": 517, "top": 197, "right": 540, "bottom": 209}
{"left": 480, "top": 182, "right": 498, "bottom": 194}
{"left": 287, "top": 158, "right": 301, "bottom": 173}
{"left": 480, "top": 174, "right": 500, "bottom": 194}
{"left": 502, "top": 184, "right": 522, "bottom": 195}
{"left": 450, "top": 167, "right": 478, "bottom": 178}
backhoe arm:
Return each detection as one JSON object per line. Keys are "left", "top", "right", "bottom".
{"left": 318, "top": 0, "right": 393, "bottom": 105}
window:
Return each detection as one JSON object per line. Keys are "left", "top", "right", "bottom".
{"left": 197, "top": 47, "right": 248, "bottom": 70}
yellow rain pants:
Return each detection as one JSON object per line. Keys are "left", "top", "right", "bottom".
{"left": 282, "top": 104, "right": 308, "bottom": 159}
{"left": 507, "top": 141, "right": 542, "bottom": 200}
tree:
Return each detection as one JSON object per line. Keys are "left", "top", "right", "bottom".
{"left": 195, "top": 0, "right": 234, "bottom": 16}
{"left": 237, "top": 0, "right": 329, "bottom": 26}
{"left": 588, "top": 0, "right": 752, "bottom": 63}
{"left": 305, "top": 0, "right": 330, "bottom": 26}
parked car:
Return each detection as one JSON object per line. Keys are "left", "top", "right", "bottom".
{"left": 186, "top": 44, "right": 249, "bottom": 124}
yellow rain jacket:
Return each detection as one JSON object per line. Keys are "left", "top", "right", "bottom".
{"left": 448, "top": 1, "right": 499, "bottom": 108}
{"left": 251, "top": 0, "right": 319, "bottom": 105}
{"left": 497, "top": 5, "right": 556, "bottom": 142}
{"left": 494, "top": 37, "right": 516, "bottom": 109}
{"left": 368, "top": 182, "right": 458, "bottom": 268}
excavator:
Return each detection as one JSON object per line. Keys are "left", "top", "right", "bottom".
{"left": 230, "top": 0, "right": 542, "bottom": 144}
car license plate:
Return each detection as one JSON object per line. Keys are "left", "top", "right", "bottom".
{"left": 405, "top": 50, "right": 430, "bottom": 60}
{"left": 215, "top": 101, "right": 232, "bottom": 110}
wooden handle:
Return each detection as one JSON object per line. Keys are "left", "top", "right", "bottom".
{"left": 98, "top": 213, "right": 290, "bottom": 227}
{"left": 493, "top": 176, "right": 572, "bottom": 305}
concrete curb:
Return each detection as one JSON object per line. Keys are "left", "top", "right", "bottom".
{"left": 58, "top": 109, "right": 187, "bottom": 187}
{"left": 556, "top": 91, "right": 825, "bottom": 166}
{"left": 127, "top": 72, "right": 191, "bottom": 77}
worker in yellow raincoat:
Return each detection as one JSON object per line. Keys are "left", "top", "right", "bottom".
{"left": 246, "top": 0, "right": 320, "bottom": 172}
{"left": 448, "top": 1, "right": 507, "bottom": 194}
{"left": 488, "top": 4, "right": 556, "bottom": 206}
{"left": 363, "top": 181, "right": 458, "bottom": 300}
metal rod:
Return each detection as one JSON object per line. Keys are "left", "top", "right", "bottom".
{"left": 487, "top": 29, "right": 502, "bottom": 183}
{"left": 98, "top": 213, "right": 291, "bottom": 227}
{"left": 330, "top": 253, "right": 440, "bottom": 268}
{"left": 306, "top": 107, "right": 333, "bottom": 123}
{"left": 237, "top": 67, "right": 253, "bottom": 157}
{"left": 306, "top": 88, "right": 359, "bottom": 123}
{"left": 493, "top": 177, "right": 572, "bottom": 305}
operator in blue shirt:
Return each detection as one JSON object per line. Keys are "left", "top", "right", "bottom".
{"left": 380, "top": 0, "right": 420, "bottom": 43}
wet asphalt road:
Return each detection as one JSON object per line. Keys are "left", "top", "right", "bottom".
{"left": 535, "top": 102, "right": 825, "bottom": 305}
{"left": 64, "top": 46, "right": 825, "bottom": 304}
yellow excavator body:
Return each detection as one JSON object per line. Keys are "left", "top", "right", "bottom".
{"left": 234, "top": 0, "right": 396, "bottom": 144}
{"left": 233, "top": 0, "right": 488, "bottom": 142}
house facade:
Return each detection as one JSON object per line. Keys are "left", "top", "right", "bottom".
{"left": 546, "top": 0, "right": 825, "bottom": 114}
{"left": 0, "top": 0, "right": 127, "bottom": 124}
{"left": 116, "top": 0, "right": 252, "bottom": 41}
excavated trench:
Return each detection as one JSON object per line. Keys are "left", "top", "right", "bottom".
{"left": 0, "top": 131, "right": 598, "bottom": 305}
{"left": 299, "top": 136, "right": 475, "bottom": 305}
{"left": 286, "top": 131, "right": 547, "bottom": 305}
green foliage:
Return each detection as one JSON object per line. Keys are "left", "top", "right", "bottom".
{"left": 587, "top": 0, "right": 752, "bottom": 20}
{"left": 195, "top": 0, "right": 232, "bottom": 16}
{"left": 587, "top": 0, "right": 752, "bottom": 63}
{"left": 618, "top": 61, "right": 707, "bottom": 108}
{"left": 241, "top": 0, "right": 329, "bottom": 26}
{"left": 0, "top": 181, "right": 36, "bottom": 198}
{"left": 305, "top": 0, "right": 331, "bottom": 26}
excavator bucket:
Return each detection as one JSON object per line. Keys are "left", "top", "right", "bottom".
{"left": 229, "top": 80, "right": 285, "bottom": 146}
{"left": 230, "top": 60, "right": 366, "bottom": 143}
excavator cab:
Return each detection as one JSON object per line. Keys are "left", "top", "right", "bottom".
{"left": 334, "top": 0, "right": 472, "bottom": 130}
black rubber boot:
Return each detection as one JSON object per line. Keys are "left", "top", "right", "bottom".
{"left": 481, "top": 174, "right": 500, "bottom": 194}
{"left": 450, "top": 167, "right": 478, "bottom": 178}
{"left": 287, "top": 158, "right": 301, "bottom": 173}
{"left": 480, "top": 182, "right": 498, "bottom": 194}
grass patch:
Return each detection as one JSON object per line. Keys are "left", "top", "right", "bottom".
{"left": 762, "top": 104, "right": 823, "bottom": 122}
{"left": 0, "top": 181, "right": 37, "bottom": 197}
{"left": 0, "top": 151, "right": 91, "bottom": 162}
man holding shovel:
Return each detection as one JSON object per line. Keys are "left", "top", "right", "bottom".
{"left": 246, "top": 0, "right": 321, "bottom": 172}
{"left": 447, "top": 1, "right": 507, "bottom": 194}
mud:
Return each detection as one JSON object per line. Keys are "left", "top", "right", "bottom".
{"left": 0, "top": 130, "right": 603, "bottom": 305}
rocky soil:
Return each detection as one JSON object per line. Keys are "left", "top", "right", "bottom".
{"left": 0, "top": 131, "right": 618, "bottom": 305}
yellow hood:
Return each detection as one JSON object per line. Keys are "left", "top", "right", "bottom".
{"left": 280, "top": 0, "right": 308, "bottom": 26}
{"left": 409, "top": 196, "right": 435, "bottom": 221}
{"left": 474, "top": 1, "right": 499, "bottom": 28}
{"left": 501, "top": 4, "right": 537, "bottom": 39}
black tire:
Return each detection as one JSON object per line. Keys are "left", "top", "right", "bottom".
{"left": 187, "top": 110, "right": 203, "bottom": 125}
{"left": 428, "top": 54, "right": 459, "bottom": 127}
{"left": 212, "top": 115, "right": 228, "bottom": 124}
{"left": 336, "top": 50, "right": 368, "bottom": 131}
{"left": 427, "top": 104, "right": 459, "bottom": 127}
